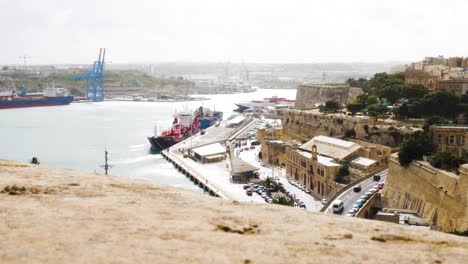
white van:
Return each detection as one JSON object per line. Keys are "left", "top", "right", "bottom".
{"left": 331, "top": 200, "right": 344, "bottom": 213}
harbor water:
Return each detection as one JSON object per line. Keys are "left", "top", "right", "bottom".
{"left": 0, "top": 89, "right": 296, "bottom": 193}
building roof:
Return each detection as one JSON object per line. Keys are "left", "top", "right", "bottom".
{"left": 431, "top": 124, "right": 468, "bottom": 130}
{"left": 296, "top": 150, "right": 341, "bottom": 167}
{"left": 300, "top": 135, "right": 361, "bottom": 160}
{"left": 351, "top": 157, "right": 377, "bottom": 167}
{"left": 228, "top": 115, "right": 245, "bottom": 125}
{"left": 230, "top": 158, "right": 259, "bottom": 174}
{"left": 192, "top": 143, "right": 226, "bottom": 157}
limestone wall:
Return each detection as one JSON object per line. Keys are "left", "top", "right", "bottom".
{"left": 282, "top": 110, "right": 410, "bottom": 147}
{"left": 2, "top": 160, "right": 467, "bottom": 262}
{"left": 295, "top": 84, "right": 362, "bottom": 109}
{"left": 383, "top": 155, "right": 468, "bottom": 232}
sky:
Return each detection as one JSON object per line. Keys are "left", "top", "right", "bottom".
{"left": 1, "top": 0, "right": 467, "bottom": 64}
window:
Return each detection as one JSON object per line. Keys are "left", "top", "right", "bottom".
{"left": 437, "top": 135, "right": 443, "bottom": 144}
{"left": 461, "top": 136, "right": 465, "bottom": 146}
{"left": 450, "top": 135, "right": 456, "bottom": 145}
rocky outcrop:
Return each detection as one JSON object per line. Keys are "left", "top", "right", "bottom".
{"left": 282, "top": 109, "right": 416, "bottom": 147}
{"left": 0, "top": 160, "right": 467, "bottom": 263}
{"left": 295, "top": 84, "right": 362, "bottom": 109}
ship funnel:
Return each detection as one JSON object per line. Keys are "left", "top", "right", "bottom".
{"left": 154, "top": 125, "right": 158, "bottom": 137}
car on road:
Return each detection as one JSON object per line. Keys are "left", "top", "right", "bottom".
{"left": 373, "top": 174, "right": 381, "bottom": 181}
{"left": 246, "top": 189, "right": 253, "bottom": 196}
{"left": 331, "top": 200, "right": 344, "bottom": 214}
{"left": 353, "top": 184, "right": 362, "bottom": 192}
{"left": 355, "top": 199, "right": 366, "bottom": 207}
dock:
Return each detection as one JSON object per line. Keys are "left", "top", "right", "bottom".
{"left": 161, "top": 116, "right": 264, "bottom": 202}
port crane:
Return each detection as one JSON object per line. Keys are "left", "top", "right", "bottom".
{"left": 73, "top": 49, "right": 106, "bottom": 101}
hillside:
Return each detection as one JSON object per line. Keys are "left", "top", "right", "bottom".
{"left": 0, "top": 160, "right": 467, "bottom": 263}
{"left": 0, "top": 71, "right": 191, "bottom": 96}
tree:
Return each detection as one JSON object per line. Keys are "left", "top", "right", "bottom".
{"left": 398, "top": 131, "right": 433, "bottom": 166}
{"left": 378, "top": 86, "right": 401, "bottom": 104}
{"left": 367, "top": 95, "right": 379, "bottom": 105}
{"left": 356, "top": 94, "right": 369, "bottom": 106}
{"left": 338, "top": 165, "right": 350, "bottom": 177}
{"left": 401, "top": 84, "right": 429, "bottom": 100}
{"left": 273, "top": 196, "right": 293, "bottom": 206}
{"left": 324, "top": 100, "right": 341, "bottom": 113}
{"left": 346, "top": 103, "right": 365, "bottom": 115}
{"left": 421, "top": 91, "right": 460, "bottom": 118}
{"left": 423, "top": 116, "right": 448, "bottom": 132}
{"left": 344, "top": 129, "right": 356, "bottom": 139}
{"left": 430, "top": 152, "right": 466, "bottom": 172}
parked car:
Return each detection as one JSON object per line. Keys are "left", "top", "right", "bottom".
{"left": 353, "top": 184, "right": 362, "bottom": 192}
{"left": 345, "top": 213, "right": 355, "bottom": 217}
{"left": 243, "top": 185, "right": 250, "bottom": 190}
{"left": 352, "top": 205, "right": 360, "bottom": 213}
{"left": 347, "top": 209, "right": 356, "bottom": 216}
{"left": 355, "top": 199, "right": 365, "bottom": 207}
{"left": 246, "top": 189, "right": 253, "bottom": 196}
{"left": 360, "top": 195, "right": 369, "bottom": 200}
{"left": 321, "top": 198, "right": 328, "bottom": 205}
{"left": 378, "top": 182, "right": 385, "bottom": 190}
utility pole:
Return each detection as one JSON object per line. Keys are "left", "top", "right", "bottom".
{"left": 100, "top": 148, "right": 113, "bottom": 175}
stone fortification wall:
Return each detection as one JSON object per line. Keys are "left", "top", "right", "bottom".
{"left": 282, "top": 110, "right": 411, "bottom": 147}
{"left": 295, "top": 84, "right": 362, "bottom": 109}
{"left": 383, "top": 155, "right": 468, "bottom": 232}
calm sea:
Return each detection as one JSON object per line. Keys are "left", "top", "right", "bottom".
{"left": 0, "top": 89, "right": 296, "bottom": 192}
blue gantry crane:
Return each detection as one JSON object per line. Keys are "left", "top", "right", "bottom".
{"left": 73, "top": 48, "right": 106, "bottom": 101}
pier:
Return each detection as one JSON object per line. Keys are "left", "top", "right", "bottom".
{"left": 160, "top": 150, "right": 228, "bottom": 198}
{"left": 161, "top": 115, "right": 265, "bottom": 202}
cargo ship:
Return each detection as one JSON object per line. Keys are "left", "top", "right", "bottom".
{"left": 0, "top": 86, "right": 74, "bottom": 109}
{"left": 148, "top": 107, "right": 223, "bottom": 151}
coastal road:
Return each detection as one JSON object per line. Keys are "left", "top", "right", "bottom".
{"left": 325, "top": 169, "right": 388, "bottom": 215}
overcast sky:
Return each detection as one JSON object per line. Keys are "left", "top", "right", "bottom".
{"left": 1, "top": 0, "right": 467, "bottom": 64}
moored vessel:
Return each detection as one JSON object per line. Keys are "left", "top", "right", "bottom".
{"left": 148, "top": 107, "right": 223, "bottom": 152}
{"left": 0, "top": 86, "right": 74, "bottom": 109}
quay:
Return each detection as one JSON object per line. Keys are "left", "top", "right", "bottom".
{"left": 160, "top": 115, "right": 265, "bottom": 202}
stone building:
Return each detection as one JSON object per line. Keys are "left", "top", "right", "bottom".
{"left": 261, "top": 140, "right": 289, "bottom": 167}
{"left": 447, "top": 57, "right": 464, "bottom": 68}
{"left": 430, "top": 124, "right": 468, "bottom": 157}
{"left": 352, "top": 139, "right": 392, "bottom": 164}
{"left": 286, "top": 136, "right": 363, "bottom": 198}
{"left": 438, "top": 79, "right": 468, "bottom": 96}
{"left": 405, "top": 70, "right": 439, "bottom": 92}
{"left": 383, "top": 153, "right": 468, "bottom": 232}
{"left": 294, "top": 84, "right": 362, "bottom": 109}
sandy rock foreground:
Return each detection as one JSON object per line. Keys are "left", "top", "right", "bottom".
{"left": 0, "top": 160, "right": 467, "bottom": 263}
